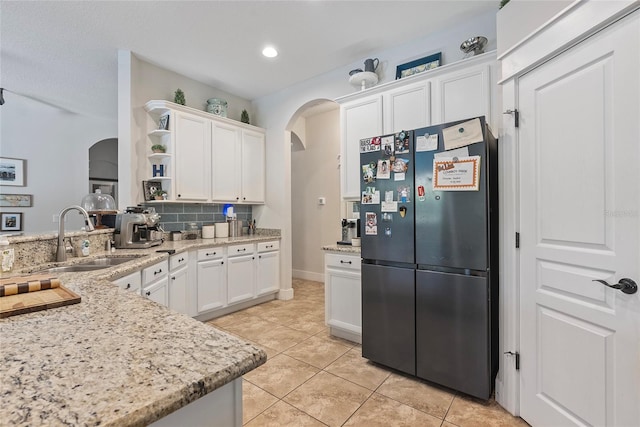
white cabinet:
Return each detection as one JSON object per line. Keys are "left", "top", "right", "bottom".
{"left": 173, "top": 112, "right": 211, "bottom": 201}
{"left": 168, "top": 252, "right": 190, "bottom": 315}
{"left": 227, "top": 243, "right": 256, "bottom": 305}
{"left": 336, "top": 53, "right": 496, "bottom": 200}
{"left": 383, "top": 80, "right": 431, "bottom": 133}
{"left": 142, "top": 260, "right": 169, "bottom": 307}
{"left": 431, "top": 61, "right": 492, "bottom": 126}
{"left": 340, "top": 95, "right": 383, "bottom": 199}
{"left": 197, "top": 248, "right": 227, "bottom": 314}
{"left": 256, "top": 241, "right": 280, "bottom": 296}
{"left": 324, "top": 252, "right": 362, "bottom": 344}
{"left": 113, "top": 271, "right": 142, "bottom": 295}
{"left": 144, "top": 101, "right": 266, "bottom": 204}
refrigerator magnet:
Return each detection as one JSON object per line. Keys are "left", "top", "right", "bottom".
{"left": 382, "top": 212, "right": 393, "bottom": 222}
{"left": 399, "top": 206, "right": 407, "bottom": 218}
{"left": 362, "top": 163, "right": 376, "bottom": 183}
{"left": 382, "top": 135, "right": 395, "bottom": 156}
{"left": 362, "top": 190, "right": 380, "bottom": 204}
{"left": 417, "top": 185, "right": 426, "bottom": 202}
{"left": 394, "top": 172, "right": 406, "bottom": 181}
{"left": 376, "top": 159, "right": 391, "bottom": 179}
{"left": 394, "top": 131, "right": 410, "bottom": 154}
{"left": 385, "top": 190, "right": 394, "bottom": 202}
{"left": 391, "top": 158, "right": 409, "bottom": 173}
{"left": 397, "top": 186, "right": 411, "bottom": 203}
{"left": 365, "top": 212, "right": 378, "bottom": 235}
{"left": 384, "top": 227, "right": 392, "bottom": 237}
{"left": 381, "top": 201, "right": 398, "bottom": 212}
{"left": 360, "top": 136, "right": 381, "bottom": 153}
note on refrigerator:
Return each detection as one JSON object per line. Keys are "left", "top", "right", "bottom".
{"left": 442, "top": 118, "right": 483, "bottom": 150}
{"left": 416, "top": 133, "right": 438, "bottom": 152}
{"left": 434, "top": 146, "right": 469, "bottom": 159}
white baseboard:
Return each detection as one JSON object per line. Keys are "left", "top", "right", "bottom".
{"left": 292, "top": 269, "right": 324, "bottom": 283}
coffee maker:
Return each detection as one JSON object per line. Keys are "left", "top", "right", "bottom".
{"left": 339, "top": 218, "right": 360, "bottom": 245}
{"left": 113, "top": 207, "right": 164, "bottom": 249}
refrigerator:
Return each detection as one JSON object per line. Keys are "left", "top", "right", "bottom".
{"left": 360, "top": 117, "right": 498, "bottom": 400}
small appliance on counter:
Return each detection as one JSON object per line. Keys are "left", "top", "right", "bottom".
{"left": 112, "top": 207, "right": 164, "bottom": 249}
{"left": 338, "top": 218, "right": 360, "bottom": 245}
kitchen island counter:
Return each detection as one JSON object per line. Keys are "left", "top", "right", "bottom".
{"left": 0, "top": 236, "right": 273, "bottom": 426}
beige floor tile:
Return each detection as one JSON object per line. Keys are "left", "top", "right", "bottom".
{"left": 242, "top": 299, "right": 288, "bottom": 316}
{"left": 243, "top": 353, "right": 319, "bottom": 398}
{"left": 313, "top": 327, "right": 358, "bottom": 347}
{"left": 206, "top": 310, "right": 257, "bottom": 328}
{"left": 255, "top": 307, "right": 302, "bottom": 324}
{"left": 251, "top": 325, "right": 313, "bottom": 352}
{"left": 244, "top": 400, "right": 327, "bottom": 427}
{"left": 325, "top": 348, "right": 391, "bottom": 390}
{"left": 284, "top": 371, "right": 372, "bottom": 427}
{"left": 377, "top": 373, "right": 455, "bottom": 419}
{"left": 223, "top": 317, "right": 281, "bottom": 342}
{"left": 343, "top": 392, "right": 442, "bottom": 427}
{"left": 445, "top": 395, "right": 530, "bottom": 427}
{"left": 285, "top": 315, "right": 326, "bottom": 334}
{"left": 243, "top": 339, "right": 281, "bottom": 359}
{"left": 242, "top": 380, "right": 279, "bottom": 424}
{"left": 284, "top": 335, "right": 351, "bottom": 369}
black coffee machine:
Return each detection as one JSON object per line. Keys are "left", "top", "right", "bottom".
{"left": 338, "top": 218, "right": 360, "bottom": 245}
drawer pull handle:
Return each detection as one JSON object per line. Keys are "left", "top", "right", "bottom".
{"left": 340, "top": 260, "right": 352, "bottom": 264}
{"left": 238, "top": 248, "right": 246, "bottom": 252}
{"left": 259, "top": 255, "right": 262, "bottom": 259}
{"left": 145, "top": 291, "right": 151, "bottom": 296}
{"left": 126, "top": 284, "right": 131, "bottom": 289}
{"left": 206, "top": 252, "right": 217, "bottom": 256}
{"left": 154, "top": 269, "right": 162, "bottom": 275}
{"left": 179, "top": 258, "right": 185, "bottom": 262}
{"left": 172, "top": 276, "right": 176, "bottom": 280}
{"left": 221, "top": 261, "right": 224, "bottom": 265}
{"left": 266, "top": 245, "right": 273, "bottom": 248}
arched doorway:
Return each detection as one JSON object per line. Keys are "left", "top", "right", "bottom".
{"left": 88, "top": 138, "right": 118, "bottom": 207}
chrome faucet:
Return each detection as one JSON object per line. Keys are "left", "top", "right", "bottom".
{"left": 56, "top": 205, "right": 95, "bottom": 262}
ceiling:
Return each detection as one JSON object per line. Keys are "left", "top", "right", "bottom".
{"left": 1, "top": 1, "right": 498, "bottom": 118}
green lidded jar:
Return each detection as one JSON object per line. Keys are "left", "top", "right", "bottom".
{"left": 206, "top": 98, "right": 228, "bottom": 117}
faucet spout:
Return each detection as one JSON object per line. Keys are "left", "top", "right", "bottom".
{"left": 56, "top": 205, "right": 95, "bottom": 262}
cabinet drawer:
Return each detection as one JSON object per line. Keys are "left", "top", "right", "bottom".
{"left": 142, "top": 260, "right": 168, "bottom": 285}
{"left": 325, "top": 253, "right": 361, "bottom": 271}
{"left": 113, "top": 271, "right": 142, "bottom": 294}
{"left": 170, "top": 252, "right": 189, "bottom": 271}
{"left": 257, "top": 241, "right": 279, "bottom": 252}
{"left": 197, "top": 247, "right": 225, "bottom": 261}
{"left": 228, "top": 243, "right": 254, "bottom": 257}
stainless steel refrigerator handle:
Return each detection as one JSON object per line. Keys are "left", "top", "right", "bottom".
{"left": 592, "top": 278, "right": 638, "bottom": 294}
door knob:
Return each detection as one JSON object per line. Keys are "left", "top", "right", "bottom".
{"left": 592, "top": 278, "right": 638, "bottom": 294}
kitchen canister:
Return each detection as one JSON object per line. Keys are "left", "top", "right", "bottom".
{"left": 206, "top": 98, "right": 228, "bottom": 117}
{"left": 202, "top": 225, "right": 216, "bottom": 239}
{"left": 214, "top": 222, "right": 229, "bottom": 238}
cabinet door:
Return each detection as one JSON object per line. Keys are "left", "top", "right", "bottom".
{"left": 256, "top": 250, "right": 279, "bottom": 296}
{"left": 143, "top": 278, "right": 169, "bottom": 307}
{"left": 431, "top": 62, "right": 492, "bottom": 125}
{"left": 211, "top": 122, "right": 241, "bottom": 202}
{"left": 169, "top": 266, "right": 189, "bottom": 315}
{"left": 174, "top": 112, "right": 211, "bottom": 201}
{"left": 113, "top": 271, "right": 141, "bottom": 294}
{"left": 227, "top": 254, "right": 255, "bottom": 305}
{"left": 241, "top": 129, "right": 265, "bottom": 204}
{"left": 325, "top": 267, "right": 361, "bottom": 334}
{"left": 384, "top": 81, "right": 431, "bottom": 133}
{"left": 340, "top": 95, "right": 383, "bottom": 199}
{"left": 197, "top": 258, "right": 227, "bottom": 313}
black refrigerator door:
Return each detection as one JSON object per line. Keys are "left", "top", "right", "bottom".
{"left": 416, "top": 269, "right": 492, "bottom": 400}
{"left": 360, "top": 131, "right": 415, "bottom": 264}
{"left": 414, "top": 117, "right": 489, "bottom": 271}
{"left": 362, "top": 263, "right": 415, "bottom": 375}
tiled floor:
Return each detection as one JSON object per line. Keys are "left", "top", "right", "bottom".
{"left": 207, "top": 279, "right": 529, "bottom": 427}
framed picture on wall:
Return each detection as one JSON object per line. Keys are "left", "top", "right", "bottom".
{"left": 0, "top": 194, "right": 33, "bottom": 207}
{"left": 0, "top": 157, "right": 26, "bottom": 187}
{"left": 89, "top": 179, "right": 118, "bottom": 204}
{"left": 395, "top": 52, "right": 442, "bottom": 79}
{"left": 1, "top": 212, "right": 23, "bottom": 231}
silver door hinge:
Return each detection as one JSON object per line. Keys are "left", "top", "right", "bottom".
{"left": 504, "top": 351, "right": 520, "bottom": 370}
{"left": 515, "top": 232, "right": 520, "bottom": 249}
{"left": 503, "top": 109, "right": 519, "bottom": 128}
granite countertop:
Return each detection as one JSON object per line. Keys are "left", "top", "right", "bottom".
{"left": 322, "top": 244, "right": 361, "bottom": 254}
{"left": 0, "top": 235, "right": 278, "bottom": 426}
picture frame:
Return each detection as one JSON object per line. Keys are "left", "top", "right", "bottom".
{"left": 89, "top": 180, "right": 117, "bottom": 205}
{"left": 158, "top": 114, "right": 170, "bottom": 130}
{"left": 1, "top": 212, "right": 23, "bottom": 231}
{"left": 395, "top": 52, "right": 442, "bottom": 79}
{"left": 0, "top": 194, "right": 33, "bottom": 208}
{"left": 142, "top": 180, "right": 163, "bottom": 201}
{"left": 0, "top": 157, "right": 26, "bottom": 187}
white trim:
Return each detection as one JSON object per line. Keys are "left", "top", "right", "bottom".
{"left": 292, "top": 269, "right": 325, "bottom": 283}
{"left": 277, "top": 287, "right": 294, "bottom": 300}
{"left": 498, "top": 0, "right": 639, "bottom": 83}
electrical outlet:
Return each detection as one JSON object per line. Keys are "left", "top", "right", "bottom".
{"left": 318, "top": 197, "right": 326, "bottom": 205}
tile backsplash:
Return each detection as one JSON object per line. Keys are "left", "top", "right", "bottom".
{"left": 140, "top": 203, "right": 253, "bottom": 232}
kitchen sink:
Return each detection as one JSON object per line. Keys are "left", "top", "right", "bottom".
{"left": 36, "top": 256, "right": 144, "bottom": 273}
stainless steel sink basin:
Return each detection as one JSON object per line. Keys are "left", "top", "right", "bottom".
{"left": 36, "top": 256, "right": 144, "bottom": 273}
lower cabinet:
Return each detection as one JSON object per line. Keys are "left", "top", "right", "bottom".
{"left": 197, "top": 248, "right": 227, "bottom": 314}
{"left": 324, "top": 252, "right": 362, "bottom": 344}
{"left": 227, "top": 243, "right": 256, "bottom": 305}
{"left": 169, "top": 252, "right": 190, "bottom": 315}
{"left": 113, "top": 270, "right": 142, "bottom": 294}
{"left": 256, "top": 241, "right": 280, "bottom": 296}
{"left": 142, "top": 260, "right": 169, "bottom": 307}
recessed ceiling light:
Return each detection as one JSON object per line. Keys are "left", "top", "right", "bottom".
{"left": 262, "top": 46, "right": 278, "bottom": 58}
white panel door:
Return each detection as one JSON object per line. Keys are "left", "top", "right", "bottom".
{"left": 169, "top": 266, "right": 189, "bottom": 315}
{"left": 241, "top": 129, "right": 265, "bottom": 204}
{"left": 256, "top": 250, "right": 279, "bottom": 296}
{"left": 197, "top": 259, "right": 226, "bottom": 313}
{"left": 227, "top": 254, "right": 255, "bottom": 305}
{"left": 211, "top": 122, "right": 241, "bottom": 202}
{"left": 174, "top": 112, "right": 211, "bottom": 201}
{"left": 518, "top": 13, "right": 639, "bottom": 427}
{"left": 432, "top": 63, "right": 491, "bottom": 125}
{"left": 340, "top": 95, "right": 383, "bottom": 199}
{"left": 384, "top": 81, "right": 430, "bottom": 133}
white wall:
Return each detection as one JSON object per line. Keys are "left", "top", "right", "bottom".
{"left": 0, "top": 94, "right": 116, "bottom": 233}
{"left": 252, "top": 9, "right": 497, "bottom": 296}
{"left": 291, "top": 107, "right": 340, "bottom": 282}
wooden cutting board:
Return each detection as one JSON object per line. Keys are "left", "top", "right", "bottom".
{"left": 0, "top": 274, "right": 80, "bottom": 318}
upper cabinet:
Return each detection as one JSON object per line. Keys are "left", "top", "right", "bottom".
{"left": 336, "top": 52, "right": 496, "bottom": 200}
{"left": 144, "top": 101, "right": 266, "bottom": 204}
